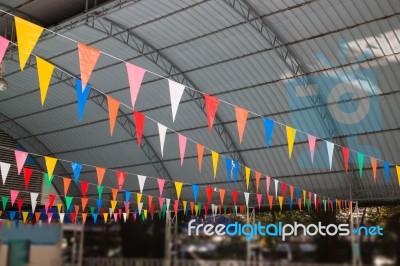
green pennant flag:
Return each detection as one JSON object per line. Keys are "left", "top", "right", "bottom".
{"left": 306, "top": 199, "right": 311, "bottom": 212}
{"left": 358, "top": 152, "right": 364, "bottom": 177}
{"left": 97, "top": 185, "right": 104, "bottom": 199}
{"left": 142, "top": 212, "right": 145, "bottom": 221}
{"left": 65, "top": 196, "right": 73, "bottom": 212}
{"left": 2, "top": 196, "right": 8, "bottom": 211}
{"left": 158, "top": 211, "right": 162, "bottom": 220}
{"left": 197, "top": 203, "right": 202, "bottom": 216}
{"left": 90, "top": 206, "right": 95, "bottom": 215}
{"left": 223, "top": 205, "right": 227, "bottom": 214}
{"left": 44, "top": 173, "right": 54, "bottom": 193}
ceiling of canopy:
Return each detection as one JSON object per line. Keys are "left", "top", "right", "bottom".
{"left": 0, "top": 0, "right": 399, "bottom": 208}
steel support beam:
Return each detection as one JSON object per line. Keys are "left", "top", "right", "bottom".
{"left": 85, "top": 17, "right": 253, "bottom": 186}
{"left": 224, "top": 0, "right": 365, "bottom": 198}
{"left": 5, "top": 53, "right": 175, "bottom": 198}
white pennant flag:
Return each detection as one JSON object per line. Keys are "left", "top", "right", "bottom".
{"left": 158, "top": 123, "right": 167, "bottom": 157}
{"left": 123, "top": 212, "right": 127, "bottom": 223}
{"left": 326, "top": 141, "right": 334, "bottom": 170}
{"left": 244, "top": 192, "right": 250, "bottom": 207}
{"left": 168, "top": 80, "right": 185, "bottom": 122}
{"left": 274, "top": 179, "right": 279, "bottom": 199}
{"left": 31, "top": 192, "right": 39, "bottom": 213}
{"left": 59, "top": 213, "right": 65, "bottom": 224}
{"left": 314, "top": 193, "right": 318, "bottom": 209}
{"left": 109, "top": 208, "right": 113, "bottom": 218}
{"left": 0, "top": 162, "right": 10, "bottom": 185}
{"left": 166, "top": 198, "right": 171, "bottom": 210}
{"left": 138, "top": 202, "right": 143, "bottom": 215}
{"left": 234, "top": 206, "right": 238, "bottom": 215}
{"left": 137, "top": 175, "right": 146, "bottom": 193}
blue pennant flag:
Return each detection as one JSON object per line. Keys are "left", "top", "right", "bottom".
{"left": 192, "top": 184, "right": 199, "bottom": 202}
{"left": 9, "top": 211, "right": 16, "bottom": 221}
{"left": 75, "top": 79, "right": 91, "bottom": 121}
{"left": 233, "top": 161, "right": 240, "bottom": 183}
{"left": 125, "top": 191, "right": 131, "bottom": 202}
{"left": 93, "top": 213, "right": 98, "bottom": 224}
{"left": 71, "top": 161, "right": 83, "bottom": 184}
{"left": 225, "top": 157, "right": 233, "bottom": 181}
{"left": 96, "top": 199, "right": 103, "bottom": 212}
{"left": 295, "top": 187, "right": 301, "bottom": 200}
{"left": 263, "top": 117, "right": 275, "bottom": 149}
{"left": 384, "top": 161, "right": 389, "bottom": 184}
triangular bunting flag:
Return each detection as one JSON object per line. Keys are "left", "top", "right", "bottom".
{"left": 116, "top": 171, "right": 126, "bottom": 190}
{"left": 96, "top": 167, "right": 106, "bottom": 186}
{"left": 157, "top": 178, "right": 165, "bottom": 197}
{"left": 75, "top": 79, "right": 91, "bottom": 121}
{"left": 125, "top": 191, "right": 131, "bottom": 202}
{"left": 268, "top": 195, "right": 273, "bottom": 210}
{"left": 274, "top": 179, "right": 279, "bottom": 199}
{"left": 204, "top": 94, "right": 219, "bottom": 131}
{"left": 235, "top": 106, "right": 248, "bottom": 143}
{"left": 219, "top": 189, "right": 225, "bottom": 206}
{"left": 81, "top": 181, "right": 89, "bottom": 197}
{"left": 136, "top": 193, "right": 142, "bottom": 205}
{"left": 175, "top": 181, "right": 183, "bottom": 200}
{"left": 97, "top": 185, "right": 104, "bottom": 199}
{"left": 263, "top": 117, "right": 274, "bottom": 149}
{"left": 48, "top": 194, "right": 56, "bottom": 209}
{"left": 30, "top": 192, "right": 39, "bottom": 213}
{"left": 65, "top": 196, "right": 73, "bottom": 212}
{"left": 15, "top": 150, "right": 28, "bottom": 175}
{"left": 111, "top": 188, "right": 118, "bottom": 201}
{"left": 107, "top": 96, "right": 120, "bottom": 136}
{"left": 168, "top": 80, "right": 185, "bottom": 122}
{"left": 36, "top": 57, "right": 55, "bottom": 105}
{"left": 244, "top": 192, "right": 249, "bottom": 207}
{"left": 197, "top": 144, "right": 204, "bottom": 172}
{"left": 137, "top": 175, "right": 146, "bottom": 193}
{"left": 0, "top": 162, "right": 10, "bottom": 185}
{"left": 384, "top": 162, "right": 390, "bottom": 184}
{"left": 22, "top": 211, "right": 28, "bottom": 223}
{"left": 17, "top": 199, "right": 23, "bottom": 212}
{"left": 178, "top": 134, "right": 187, "bottom": 165}
{"left": 286, "top": 126, "right": 296, "bottom": 158}
{"left": 232, "top": 190, "right": 238, "bottom": 206}
{"left": 191, "top": 184, "right": 199, "bottom": 202}
{"left": 225, "top": 157, "right": 233, "bottom": 181}
{"left": 255, "top": 172, "right": 261, "bottom": 193}
{"left": 278, "top": 196, "right": 283, "bottom": 211}
{"left": 110, "top": 200, "right": 117, "bottom": 213}
{"left": 396, "top": 165, "right": 400, "bottom": 186}
{"left": 256, "top": 194, "right": 262, "bottom": 209}
{"left": 157, "top": 123, "right": 167, "bottom": 157}
{"left": 63, "top": 177, "right": 71, "bottom": 196}
{"left": 15, "top": 17, "right": 44, "bottom": 71}
{"left": 0, "top": 36, "right": 9, "bottom": 63}
{"left": 81, "top": 197, "right": 88, "bottom": 212}
{"left": 23, "top": 167, "right": 33, "bottom": 189}
{"left": 342, "top": 147, "right": 350, "bottom": 173}
{"left": 266, "top": 176, "right": 271, "bottom": 195}
{"left": 245, "top": 167, "right": 251, "bottom": 191}
{"left": 212, "top": 151, "right": 219, "bottom": 178}
{"left": 1, "top": 196, "right": 8, "bottom": 211}
{"left": 371, "top": 157, "right": 377, "bottom": 184}
{"left": 10, "top": 190, "right": 19, "bottom": 206}
{"left": 126, "top": 62, "right": 146, "bottom": 108}
{"left": 206, "top": 187, "right": 213, "bottom": 205}
{"left": 133, "top": 110, "right": 145, "bottom": 146}
{"left": 307, "top": 135, "right": 316, "bottom": 163}
{"left": 357, "top": 152, "right": 364, "bottom": 177}
{"left": 326, "top": 141, "right": 334, "bottom": 170}
{"left": 77, "top": 43, "right": 101, "bottom": 91}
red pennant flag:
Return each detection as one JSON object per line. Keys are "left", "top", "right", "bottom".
{"left": 126, "top": 63, "right": 146, "bottom": 108}
{"left": 235, "top": 106, "right": 248, "bottom": 143}
{"left": 197, "top": 144, "right": 204, "bottom": 172}
{"left": 298, "top": 198, "right": 302, "bottom": 211}
{"left": 281, "top": 182, "right": 287, "bottom": 199}
{"left": 96, "top": 167, "right": 106, "bottom": 186}
{"left": 17, "top": 198, "right": 23, "bottom": 212}
{"left": 289, "top": 186, "right": 294, "bottom": 201}
{"left": 255, "top": 172, "right": 261, "bottom": 193}
{"left": 148, "top": 195, "right": 153, "bottom": 208}
{"left": 116, "top": 171, "right": 126, "bottom": 190}
{"left": 48, "top": 194, "right": 56, "bottom": 209}
{"left": 111, "top": 188, "right": 118, "bottom": 201}
{"left": 342, "top": 147, "right": 349, "bottom": 173}
{"left": 268, "top": 195, "right": 273, "bottom": 210}
{"left": 204, "top": 94, "right": 220, "bottom": 132}
{"left": 70, "top": 212, "right": 76, "bottom": 223}
{"left": 63, "top": 177, "right": 71, "bottom": 196}
{"left": 81, "top": 197, "right": 88, "bottom": 212}
{"left": 107, "top": 96, "right": 120, "bottom": 136}
{"left": 232, "top": 190, "right": 238, "bottom": 206}
{"left": 23, "top": 167, "right": 33, "bottom": 190}
{"left": 77, "top": 43, "right": 101, "bottom": 92}
{"left": 133, "top": 110, "right": 145, "bottom": 147}
{"left": 206, "top": 187, "right": 213, "bottom": 204}
{"left": 81, "top": 181, "right": 89, "bottom": 197}
{"left": 204, "top": 204, "right": 209, "bottom": 215}
{"left": 190, "top": 202, "right": 194, "bottom": 215}
{"left": 219, "top": 189, "right": 225, "bottom": 205}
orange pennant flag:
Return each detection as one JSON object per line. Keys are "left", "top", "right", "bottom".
{"left": 81, "top": 197, "right": 88, "bottom": 212}
{"left": 370, "top": 157, "right": 377, "bottom": 184}
{"left": 268, "top": 195, "right": 273, "bottom": 210}
{"left": 111, "top": 188, "right": 118, "bottom": 201}
{"left": 82, "top": 213, "right": 88, "bottom": 224}
{"left": 77, "top": 43, "right": 101, "bottom": 91}
{"left": 197, "top": 144, "right": 204, "bottom": 172}
{"left": 96, "top": 167, "right": 106, "bottom": 186}
{"left": 63, "top": 177, "right": 71, "bottom": 196}
{"left": 219, "top": 188, "right": 225, "bottom": 205}
{"left": 107, "top": 96, "right": 120, "bottom": 136}
{"left": 35, "top": 212, "right": 41, "bottom": 222}
{"left": 397, "top": 165, "right": 400, "bottom": 186}
{"left": 255, "top": 172, "right": 261, "bottom": 193}
{"left": 235, "top": 106, "right": 248, "bottom": 143}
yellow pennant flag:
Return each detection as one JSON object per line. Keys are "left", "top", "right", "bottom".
{"left": 303, "top": 190, "right": 306, "bottom": 207}
{"left": 6, "top": 221, "right": 11, "bottom": 230}
{"left": 110, "top": 200, "right": 117, "bottom": 213}
{"left": 183, "top": 201, "right": 187, "bottom": 214}
{"left": 195, "top": 205, "right": 199, "bottom": 216}
{"left": 397, "top": 165, "right": 400, "bottom": 186}
{"left": 245, "top": 167, "right": 250, "bottom": 191}
{"left": 137, "top": 193, "right": 142, "bottom": 205}
{"left": 22, "top": 211, "right": 28, "bottom": 223}
{"left": 278, "top": 196, "right": 283, "bottom": 211}
{"left": 211, "top": 151, "right": 219, "bottom": 178}
{"left": 15, "top": 17, "right": 44, "bottom": 71}
{"left": 175, "top": 181, "right": 183, "bottom": 200}
{"left": 286, "top": 126, "right": 297, "bottom": 158}
{"left": 57, "top": 203, "right": 63, "bottom": 214}
{"left": 36, "top": 57, "right": 55, "bottom": 106}
{"left": 44, "top": 156, "right": 57, "bottom": 177}
{"left": 103, "top": 213, "right": 108, "bottom": 222}
{"left": 143, "top": 209, "right": 148, "bottom": 220}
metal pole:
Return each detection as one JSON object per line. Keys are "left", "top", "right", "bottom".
{"left": 164, "top": 210, "right": 171, "bottom": 266}
{"left": 77, "top": 223, "right": 84, "bottom": 266}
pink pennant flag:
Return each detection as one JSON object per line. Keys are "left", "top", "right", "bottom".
{"left": 157, "top": 178, "right": 165, "bottom": 197}
{"left": 47, "top": 212, "right": 53, "bottom": 224}
{"left": 307, "top": 135, "right": 316, "bottom": 163}
{"left": 174, "top": 199, "right": 179, "bottom": 214}
{"left": 10, "top": 190, "right": 19, "bottom": 206}
{"left": 266, "top": 176, "right": 271, "bottom": 195}
{"left": 256, "top": 194, "right": 262, "bottom": 209}
{"left": 133, "top": 110, "right": 145, "bottom": 147}
{"left": 15, "top": 150, "right": 28, "bottom": 175}
{"left": 0, "top": 36, "right": 10, "bottom": 63}
{"left": 178, "top": 134, "right": 187, "bottom": 166}
{"left": 126, "top": 63, "right": 146, "bottom": 109}
{"left": 158, "top": 197, "right": 164, "bottom": 210}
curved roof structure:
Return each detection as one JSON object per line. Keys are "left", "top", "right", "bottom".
{"left": 0, "top": 0, "right": 399, "bottom": 208}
